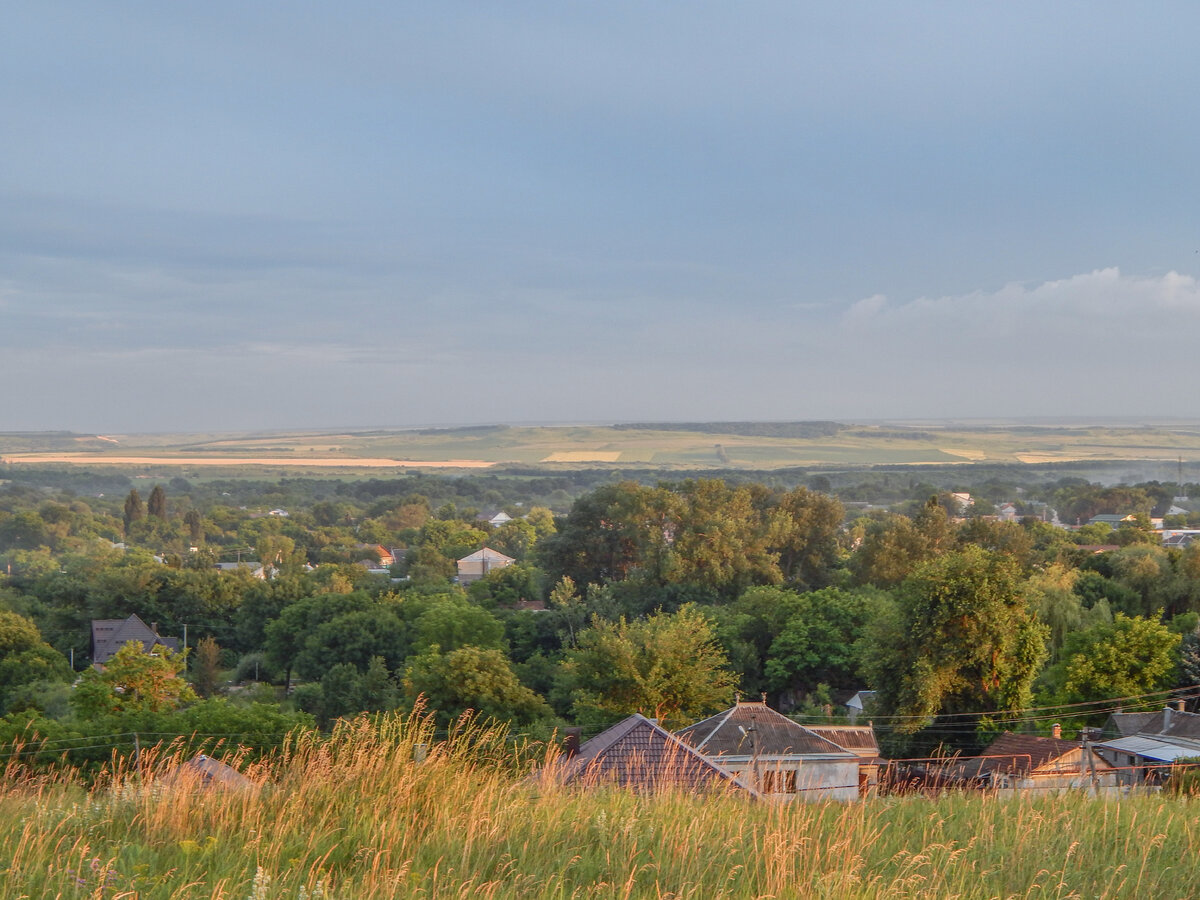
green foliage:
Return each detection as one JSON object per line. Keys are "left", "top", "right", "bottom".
{"left": 192, "top": 635, "right": 222, "bottom": 698}
{"left": 265, "top": 592, "right": 409, "bottom": 682}
{"left": 403, "top": 645, "right": 552, "bottom": 726}
{"left": 561, "top": 605, "right": 736, "bottom": 728}
{"left": 147, "top": 484, "right": 167, "bottom": 519}
{"left": 411, "top": 595, "right": 505, "bottom": 655}
{"left": 0, "top": 610, "right": 72, "bottom": 713}
{"left": 72, "top": 641, "right": 197, "bottom": 719}
{"left": 1042, "top": 613, "right": 1180, "bottom": 719}
{"left": 539, "top": 480, "right": 843, "bottom": 598}
{"left": 123, "top": 488, "right": 145, "bottom": 530}
{"left": 864, "top": 546, "right": 1048, "bottom": 744}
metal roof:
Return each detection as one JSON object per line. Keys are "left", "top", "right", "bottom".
{"left": 1097, "top": 735, "right": 1200, "bottom": 762}
{"left": 676, "top": 702, "right": 857, "bottom": 760}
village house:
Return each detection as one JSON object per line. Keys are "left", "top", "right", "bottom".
{"left": 935, "top": 729, "right": 1116, "bottom": 792}
{"left": 90, "top": 614, "right": 179, "bottom": 667}
{"left": 456, "top": 547, "right": 515, "bottom": 584}
{"left": 806, "top": 723, "right": 883, "bottom": 795}
{"left": 1096, "top": 703, "right": 1200, "bottom": 785}
{"left": 676, "top": 700, "right": 861, "bottom": 801}
{"left": 543, "top": 714, "right": 754, "bottom": 795}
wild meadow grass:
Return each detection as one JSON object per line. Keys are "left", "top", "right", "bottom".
{"left": 2, "top": 711, "right": 1200, "bottom": 899}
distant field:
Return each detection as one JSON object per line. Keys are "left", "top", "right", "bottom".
{"left": 3, "top": 420, "right": 1200, "bottom": 473}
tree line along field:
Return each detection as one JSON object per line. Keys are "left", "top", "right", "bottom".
{"left": 4, "top": 420, "right": 1200, "bottom": 471}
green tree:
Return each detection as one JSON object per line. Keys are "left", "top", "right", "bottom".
{"left": 0, "top": 611, "right": 72, "bottom": 713}
{"left": 123, "top": 489, "right": 145, "bottom": 531}
{"left": 73, "top": 641, "right": 197, "bottom": 718}
{"left": 184, "top": 509, "right": 203, "bottom": 543}
{"left": 561, "top": 605, "right": 736, "bottom": 728}
{"left": 192, "top": 636, "right": 222, "bottom": 698}
{"left": 411, "top": 596, "right": 504, "bottom": 655}
{"left": 404, "top": 646, "right": 552, "bottom": 726}
{"left": 147, "top": 484, "right": 167, "bottom": 519}
{"left": 1043, "top": 613, "right": 1180, "bottom": 720}
{"left": 863, "top": 546, "right": 1048, "bottom": 745}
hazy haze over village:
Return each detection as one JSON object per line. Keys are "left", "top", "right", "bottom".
{"left": 4, "top": 3, "right": 1200, "bottom": 433}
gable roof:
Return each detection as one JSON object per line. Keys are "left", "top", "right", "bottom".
{"left": 91, "top": 614, "right": 179, "bottom": 665}
{"left": 676, "top": 701, "right": 856, "bottom": 759}
{"left": 805, "top": 724, "right": 880, "bottom": 758}
{"left": 172, "top": 754, "right": 254, "bottom": 791}
{"left": 938, "top": 731, "right": 1108, "bottom": 782}
{"left": 975, "top": 732, "right": 1083, "bottom": 774}
{"left": 553, "top": 714, "right": 752, "bottom": 793}
{"left": 458, "top": 547, "right": 515, "bottom": 565}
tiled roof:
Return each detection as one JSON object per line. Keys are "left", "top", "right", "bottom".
{"left": 555, "top": 714, "right": 751, "bottom": 793}
{"left": 91, "top": 614, "right": 179, "bottom": 665}
{"left": 805, "top": 724, "right": 880, "bottom": 757}
{"left": 1104, "top": 711, "right": 1162, "bottom": 738}
{"left": 676, "top": 702, "right": 856, "bottom": 759}
{"left": 976, "top": 732, "right": 1081, "bottom": 774}
{"left": 1104, "top": 709, "right": 1200, "bottom": 741}
{"left": 458, "top": 547, "right": 515, "bottom": 564}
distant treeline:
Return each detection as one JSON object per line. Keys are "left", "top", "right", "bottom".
{"left": 613, "top": 421, "right": 846, "bottom": 439}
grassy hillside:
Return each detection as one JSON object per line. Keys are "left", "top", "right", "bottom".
{"left": 3, "top": 713, "right": 1200, "bottom": 898}
{"left": 4, "top": 420, "right": 1200, "bottom": 474}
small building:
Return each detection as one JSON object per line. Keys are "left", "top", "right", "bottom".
{"left": 1088, "top": 513, "right": 1139, "bottom": 528}
{"left": 456, "top": 547, "right": 515, "bottom": 584}
{"left": 938, "top": 730, "right": 1116, "bottom": 791}
{"left": 215, "top": 561, "right": 267, "bottom": 579}
{"left": 544, "top": 714, "right": 753, "bottom": 795}
{"left": 996, "top": 502, "right": 1020, "bottom": 522}
{"left": 90, "top": 614, "right": 180, "bottom": 667}
{"left": 806, "top": 723, "right": 883, "bottom": 795}
{"left": 839, "top": 690, "right": 876, "bottom": 722}
{"left": 165, "top": 754, "right": 255, "bottom": 792}
{"left": 1097, "top": 705, "right": 1200, "bottom": 785}
{"left": 676, "top": 700, "right": 860, "bottom": 801}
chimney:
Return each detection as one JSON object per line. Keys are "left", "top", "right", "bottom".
{"left": 1176, "top": 699, "right": 1187, "bottom": 713}
{"left": 1052, "top": 723, "right": 1061, "bottom": 740}
{"left": 1165, "top": 705, "right": 1174, "bottom": 729}
{"left": 563, "top": 727, "right": 582, "bottom": 760}
{"left": 150, "top": 622, "right": 159, "bottom": 635}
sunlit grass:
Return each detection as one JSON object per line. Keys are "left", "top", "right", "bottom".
{"left": 3, "top": 710, "right": 1200, "bottom": 898}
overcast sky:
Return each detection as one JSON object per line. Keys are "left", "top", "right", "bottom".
{"left": 4, "top": 3, "right": 1200, "bottom": 433}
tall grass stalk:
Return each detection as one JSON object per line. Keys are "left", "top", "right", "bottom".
{"left": 2, "top": 709, "right": 1199, "bottom": 898}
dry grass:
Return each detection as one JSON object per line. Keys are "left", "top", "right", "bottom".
{"left": 3, "top": 712, "right": 1200, "bottom": 898}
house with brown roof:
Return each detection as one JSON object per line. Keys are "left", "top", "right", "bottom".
{"left": 676, "top": 700, "right": 860, "bottom": 801}
{"left": 90, "top": 614, "right": 179, "bottom": 667}
{"left": 938, "top": 730, "right": 1115, "bottom": 791}
{"left": 544, "top": 714, "right": 754, "bottom": 795}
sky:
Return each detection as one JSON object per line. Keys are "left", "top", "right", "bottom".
{"left": 4, "top": 2, "right": 1200, "bottom": 433}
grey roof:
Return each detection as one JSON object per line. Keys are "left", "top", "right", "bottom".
{"left": 91, "top": 614, "right": 179, "bottom": 665}
{"left": 1096, "top": 708, "right": 1200, "bottom": 763}
{"left": 1103, "top": 708, "right": 1200, "bottom": 742}
{"left": 676, "top": 702, "right": 857, "bottom": 760}
{"left": 1096, "top": 735, "right": 1200, "bottom": 763}
{"left": 553, "top": 714, "right": 753, "bottom": 794}
{"left": 1103, "top": 711, "right": 1162, "bottom": 739}
{"left": 174, "top": 754, "right": 254, "bottom": 790}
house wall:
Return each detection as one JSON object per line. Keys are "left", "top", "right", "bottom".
{"left": 720, "top": 758, "right": 860, "bottom": 802}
